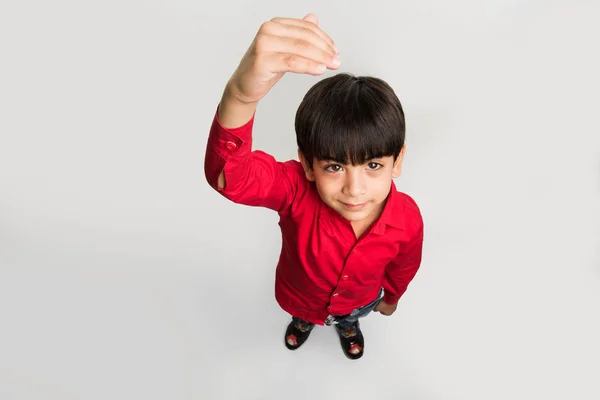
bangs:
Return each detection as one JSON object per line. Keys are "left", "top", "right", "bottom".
{"left": 296, "top": 74, "right": 405, "bottom": 167}
{"left": 309, "top": 109, "right": 402, "bottom": 165}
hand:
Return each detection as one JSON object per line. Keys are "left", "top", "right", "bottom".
{"left": 374, "top": 299, "right": 397, "bottom": 316}
{"left": 225, "top": 13, "right": 341, "bottom": 106}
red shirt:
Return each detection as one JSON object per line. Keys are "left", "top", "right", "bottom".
{"left": 204, "top": 109, "right": 424, "bottom": 325}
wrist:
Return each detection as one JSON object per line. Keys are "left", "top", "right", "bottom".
{"left": 222, "top": 81, "right": 258, "bottom": 106}
{"left": 218, "top": 85, "right": 258, "bottom": 129}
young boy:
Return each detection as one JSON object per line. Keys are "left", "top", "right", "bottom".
{"left": 204, "top": 14, "right": 423, "bottom": 360}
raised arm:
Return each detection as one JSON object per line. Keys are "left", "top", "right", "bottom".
{"left": 205, "top": 14, "right": 341, "bottom": 205}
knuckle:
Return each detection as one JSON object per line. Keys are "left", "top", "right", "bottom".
{"left": 294, "top": 38, "right": 308, "bottom": 49}
{"left": 259, "top": 20, "right": 274, "bottom": 34}
{"left": 254, "top": 35, "right": 268, "bottom": 53}
{"left": 283, "top": 54, "right": 294, "bottom": 69}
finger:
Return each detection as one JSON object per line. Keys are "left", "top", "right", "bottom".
{"left": 303, "top": 13, "right": 318, "bottom": 25}
{"left": 261, "top": 35, "right": 340, "bottom": 70}
{"left": 270, "top": 17, "right": 338, "bottom": 54}
{"left": 265, "top": 53, "right": 328, "bottom": 75}
{"left": 260, "top": 21, "right": 337, "bottom": 58}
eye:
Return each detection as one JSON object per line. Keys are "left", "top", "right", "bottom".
{"left": 324, "top": 164, "right": 342, "bottom": 172}
{"left": 367, "top": 162, "right": 382, "bottom": 170}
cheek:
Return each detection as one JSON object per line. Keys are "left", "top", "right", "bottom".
{"left": 370, "top": 176, "right": 393, "bottom": 198}
{"left": 315, "top": 176, "right": 342, "bottom": 198}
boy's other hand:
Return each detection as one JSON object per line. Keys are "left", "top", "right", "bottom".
{"left": 225, "top": 13, "right": 341, "bottom": 106}
{"left": 374, "top": 299, "right": 398, "bottom": 316}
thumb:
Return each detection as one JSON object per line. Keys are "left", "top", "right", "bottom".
{"left": 303, "top": 13, "right": 319, "bottom": 25}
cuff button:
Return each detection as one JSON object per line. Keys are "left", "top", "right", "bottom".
{"left": 225, "top": 141, "right": 237, "bottom": 151}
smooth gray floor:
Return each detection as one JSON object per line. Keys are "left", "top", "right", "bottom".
{"left": 1, "top": 1, "right": 599, "bottom": 399}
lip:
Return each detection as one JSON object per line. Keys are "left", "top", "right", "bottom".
{"left": 341, "top": 202, "right": 367, "bottom": 210}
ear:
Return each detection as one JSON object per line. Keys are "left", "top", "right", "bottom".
{"left": 392, "top": 145, "right": 406, "bottom": 178}
{"left": 298, "top": 149, "right": 315, "bottom": 181}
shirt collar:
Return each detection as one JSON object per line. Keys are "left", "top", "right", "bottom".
{"left": 372, "top": 180, "right": 405, "bottom": 234}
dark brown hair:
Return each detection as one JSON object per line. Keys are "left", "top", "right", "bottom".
{"left": 295, "top": 73, "right": 405, "bottom": 166}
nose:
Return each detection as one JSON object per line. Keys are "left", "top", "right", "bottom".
{"left": 343, "top": 169, "right": 366, "bottom": 198}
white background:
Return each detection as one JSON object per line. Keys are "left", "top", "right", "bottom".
{"left": 1, "top": 1, "right": 599, "bottom": 399}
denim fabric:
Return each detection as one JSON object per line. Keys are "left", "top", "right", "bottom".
{"left": 292, "top": 287, "right": 384, "bottom": 333}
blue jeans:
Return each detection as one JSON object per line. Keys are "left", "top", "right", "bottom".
{"left": 292, "top": 287, "right": 384, "bottom": 335}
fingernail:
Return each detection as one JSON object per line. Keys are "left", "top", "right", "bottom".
{"left": 333, "top": 44, "right": 340, "bottom": 54}
{"left": 316, "top": 64, "right": 326, "bottom": 73}
{"left": 332, "top": 54, "right": 341, "bottom": 67}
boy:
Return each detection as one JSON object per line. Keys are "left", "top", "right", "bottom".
{"left": 204, "top": 14, "right": 423, "bottom": 360}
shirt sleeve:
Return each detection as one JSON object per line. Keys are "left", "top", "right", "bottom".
{"left": 204, "top": 107, "right": 299, "bottom": 213}
{"left": 382, "top": 222, "right": 424, "bottom": 305}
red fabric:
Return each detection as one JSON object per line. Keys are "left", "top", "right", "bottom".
{"left": 204, "top": 108, "right": 424, "bottom": 326}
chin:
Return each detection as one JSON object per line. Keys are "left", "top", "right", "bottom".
{"left": 342, "top": 213, "right": 369, "bottom": 222}
{"left": 336, "top": 208, "right": 372, "bottom": 222}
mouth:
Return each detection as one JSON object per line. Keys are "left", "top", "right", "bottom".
{"left": 341, "top": 202, "right": 367, "bottom": 211}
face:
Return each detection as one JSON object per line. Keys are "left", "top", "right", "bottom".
{"left": 299, "top": 147, "right": 405, "bottom": 223}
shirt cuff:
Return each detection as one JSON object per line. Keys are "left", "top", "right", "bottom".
{"left": 383, "top": 293, "right": 401, "bottom": 305}
{"left": 204, "top": 106, "right": 255, "bottom": 191}
{"left": 207, "top": 106, "right": 255, "bottom": 158}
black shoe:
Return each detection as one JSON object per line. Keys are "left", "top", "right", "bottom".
{"left": 284, "top": 320, "right": 313, "bottom": 350}
{"left": 335, "top": 322, "right": 364, "bottom": 360}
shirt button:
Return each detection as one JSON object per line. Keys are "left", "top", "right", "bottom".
{"left": 225, "top": 141, "right": 237, "bottom": 151}
{"left": 333, "top": 293, "right": 339, "bottom": 297}
{"left": 342, "top": 275, "right": 349, "bottom": 280}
